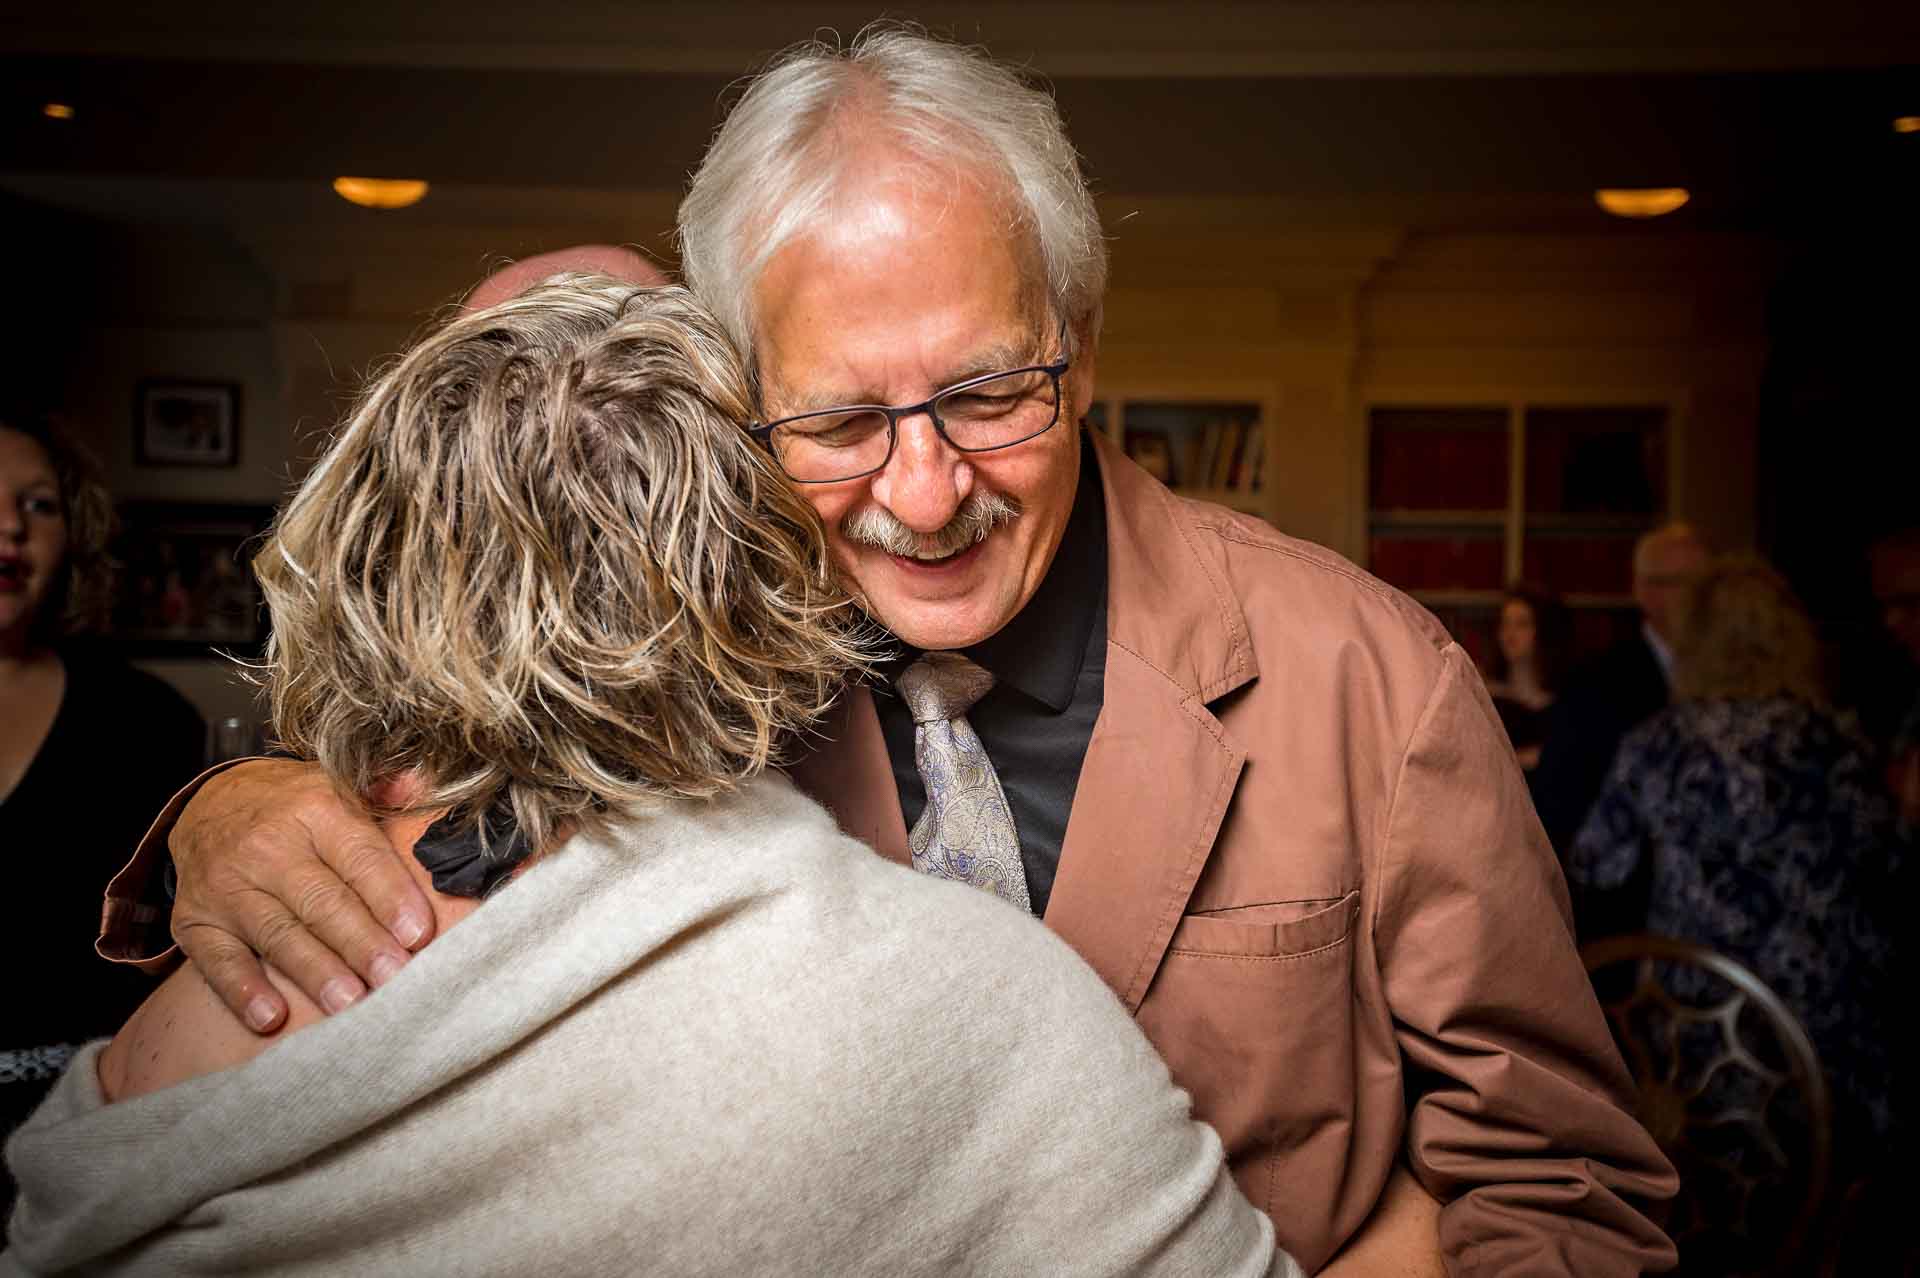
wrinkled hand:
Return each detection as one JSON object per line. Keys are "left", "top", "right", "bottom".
{"left": 168, "top": 759, "right": 436, "bottom": 1033}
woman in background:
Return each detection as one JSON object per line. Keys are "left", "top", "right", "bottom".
{"left": 0, "top": 416, "right": 202, "bottom": 1193}
{"left": 1568, "top": 555, "right": 1902, "bottom": 1148}
{"left": 1483, "top": 583, "right": 1572, "bottom": 771}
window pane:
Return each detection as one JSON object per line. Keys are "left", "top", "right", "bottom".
{"left": 1369, "top": 407, "right": 1508, "bottom": 511}
{"left": 1524, "top": 406, "right": 1666, "bottom": 516}
{"left": 1368, "top": 529, "right": 1505, "bottom": 592}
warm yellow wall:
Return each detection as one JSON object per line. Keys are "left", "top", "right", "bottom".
{"left": 1091, "top": 211, "right": 1774, "bottom": 566}
{"left": 46, "top": 203, "right": 1774, "bottom": 730}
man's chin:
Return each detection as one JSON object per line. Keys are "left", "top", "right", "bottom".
{"left": 861, "top": 574, "right": 1014, "bottom": 651}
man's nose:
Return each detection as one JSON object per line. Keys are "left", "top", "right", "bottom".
{"left": 868, "top": 415, "right": 974, "bottom": 533}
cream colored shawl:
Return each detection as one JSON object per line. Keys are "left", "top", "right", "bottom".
{"left": 6, "top": 774, "right": 1295, "bottom": 1277}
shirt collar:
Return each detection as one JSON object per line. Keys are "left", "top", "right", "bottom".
{"left": 1642, "top": 620, "right": 1677, "bottom": 684}
{"left": 878, "top": 437, "right": 1107, "bottom": 713}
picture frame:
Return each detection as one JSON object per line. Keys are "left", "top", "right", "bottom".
{"left": 135, "top": 379, "right": 241, "bottom": 468}
{"left": 110, "top": 502, "right": 273, "bottom": 656}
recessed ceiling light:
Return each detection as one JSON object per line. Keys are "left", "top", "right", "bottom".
{"left": 332, "top": 177, "right": 429, "bottom": 210}
{"left": 42, "top": 102, "right": 75, "bottom": 120}
{"left": 1595, "top": 188, "right": 1690, "bottom": 219}
{"left": 1895, "top": 116, "right": 1920, "bottom": 135}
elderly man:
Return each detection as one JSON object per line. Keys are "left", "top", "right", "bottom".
{"left": 1532, "top": 522, "right": 1710, "bottom": 857}
{"left": 101, "top": 29, "right": 1675, "bottom": 1276}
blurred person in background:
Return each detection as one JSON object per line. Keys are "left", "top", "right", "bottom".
{"left": 462, "top": 242, "right": 665, "bottom": 309}
{"left": 4, "top": 280, "right": 1297, "bottom": 1276}
{"left": 1482, "top": 583, "right": 1573, "bottom": 771}
{"left": 1869, "top": 529, "right": 1920, "bottom": 833}
{"left": 1532, "top": 523, "right": 1710, "bottom": 861}
{"left": 0, "top": 413, "right": 203, "bottom": 1211}
{"left": 1567, "top": 554, "right": 1903, "bottom": 1154}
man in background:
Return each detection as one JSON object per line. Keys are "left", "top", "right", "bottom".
{"left": 463, "top": 243, "right": 664, "bottom": 309}
{"left": 1532, "top": 522, "right": 1709, "bottom": 896}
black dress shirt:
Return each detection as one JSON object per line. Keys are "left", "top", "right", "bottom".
{"left": 873, "top": 442, "right": 1108, "bottom": 916}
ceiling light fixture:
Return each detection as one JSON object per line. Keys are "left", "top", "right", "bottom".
{"left": 1894, "top": 116, "right": 1920, "bottom": 135}
{"left": 332, "top": 177, "right": 429, "bottom": 210}
{"left": 42, "top": 102, "right": 75, "bottom": 120}
{"left": 1594, "top": 188, "right": 1690, "bottom": 219}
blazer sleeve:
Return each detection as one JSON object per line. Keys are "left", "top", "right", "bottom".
{"left": 97, "top": 758, "right": 260, "bottom": 974}
{"left": 1374, "top": 644, "right": 1678, "bottom": 1276}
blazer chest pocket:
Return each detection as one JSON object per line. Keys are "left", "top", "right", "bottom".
{"left": 1140, "top": 887, "right": 1364, "bottom": 1225}
{"left": 1168, "top": 890, "right": 1359, "bottom": 960}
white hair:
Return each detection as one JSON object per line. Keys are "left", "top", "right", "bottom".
{"left": 677, "top": 23, "right": 1107, "bottom": 376}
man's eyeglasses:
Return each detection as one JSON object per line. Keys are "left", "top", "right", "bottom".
{"left": 750, "top": 324, "right": 1072, "bottom": 484}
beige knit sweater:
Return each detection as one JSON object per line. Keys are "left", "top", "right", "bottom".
{"left": 4, "top": 774, "right": 1298, "bottom": 1277}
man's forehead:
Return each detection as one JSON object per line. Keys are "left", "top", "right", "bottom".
{"left": 758, "top": 316, "right": 1052, "bottom": 414}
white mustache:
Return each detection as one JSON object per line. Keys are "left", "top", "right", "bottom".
{"left": 841, "top": 490, "right": 1022, "bottom": 560}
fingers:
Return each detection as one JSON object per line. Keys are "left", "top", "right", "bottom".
{"left": 168, "top": 758, "right": 429, "bottom": 1030}
{"left": 289, "top": 829, "right": 428, "bottom": 988}
{"left": 312, "top": 824, "right": 437, "bottom": 958}
{"left": 173, "top": 918, "right": 288, "bottom": 1033}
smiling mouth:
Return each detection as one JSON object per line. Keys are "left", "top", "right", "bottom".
{"left": 888, "top": 540, "right": 984, "bottom": 571}
{"left": 0, "top": 560, "right": 26, "bottom": 589}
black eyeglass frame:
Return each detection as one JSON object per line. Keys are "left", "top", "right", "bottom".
{"left": 748, "top": 322, "right": 1074, "bottom": 484}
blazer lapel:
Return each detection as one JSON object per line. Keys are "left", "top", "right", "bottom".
{"left": 1044, "top": 436, "right": 1257, "bottom": 1012}
{"left": 785, "top": 683, "right": 910, "bottom": 867}
{"left": 1046, "top": 649, "right": 1245, "bottom": 1012}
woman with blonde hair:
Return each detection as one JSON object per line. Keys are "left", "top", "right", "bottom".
{"left": 3, "top": 278, "right": 1296, "bottom": 1276}
{"left": 1568, "top": 554, "right": 1902, "bottom": 1149}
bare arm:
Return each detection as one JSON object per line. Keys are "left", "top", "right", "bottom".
{"left": 163, "top": 759, "right": 435, "bottom": 1031}
{"left": 1316, "top": 1164, "right": 1445, "bottom": 1278}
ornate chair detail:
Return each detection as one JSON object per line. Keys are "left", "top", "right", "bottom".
{"left": 1582, "top": 934, "right": 1833, "bottom": 1277}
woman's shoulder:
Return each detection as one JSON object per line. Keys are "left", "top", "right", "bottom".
{"left": 98, "top": 956, "right": 325, "bottom": 1103}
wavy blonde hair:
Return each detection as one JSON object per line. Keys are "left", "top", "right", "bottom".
{"left": 1673, "top": 554, "right": 1826, "bottom": 707}
{"left": 255, "top": 277, "right": 877, "bottom": 851}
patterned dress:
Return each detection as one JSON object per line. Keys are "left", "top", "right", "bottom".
{"left": 1569, "top": 697, "right": 1905, "bottom": 1144}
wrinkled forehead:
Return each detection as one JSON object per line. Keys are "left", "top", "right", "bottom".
{"left": 751, "top": 255, "right": 1054, "bottom": 415}
{"left": 1636, "top": 539, "right": 1707, "bottom": 581}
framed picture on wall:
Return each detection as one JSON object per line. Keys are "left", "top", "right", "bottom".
{"left": 135, "top": 379, "right": 241, "bottom": 468}
{"left": 110, "top": 502, "right": 272, "bottom": 656}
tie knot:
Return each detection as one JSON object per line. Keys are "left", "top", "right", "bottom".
{"left": 898, "top": 651, "right": 995, "bottom": 723}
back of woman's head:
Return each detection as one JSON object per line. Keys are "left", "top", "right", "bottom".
{"left": 1673, "top": 553, "right": 1824, "bottom": 706}
{"left": 255, "top": 277, "right": 875, "bottom": 849}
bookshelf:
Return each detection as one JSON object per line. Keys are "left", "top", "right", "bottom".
{"left": 1084, "top": 394, "right": 1270, "bottom": 518}
{"left": 1364, "top": 400, "right": 1672, "bottom": 664}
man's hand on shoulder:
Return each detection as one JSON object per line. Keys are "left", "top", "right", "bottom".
{"left": 169, "top": 758, "right": 434, "bottom": 1034}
